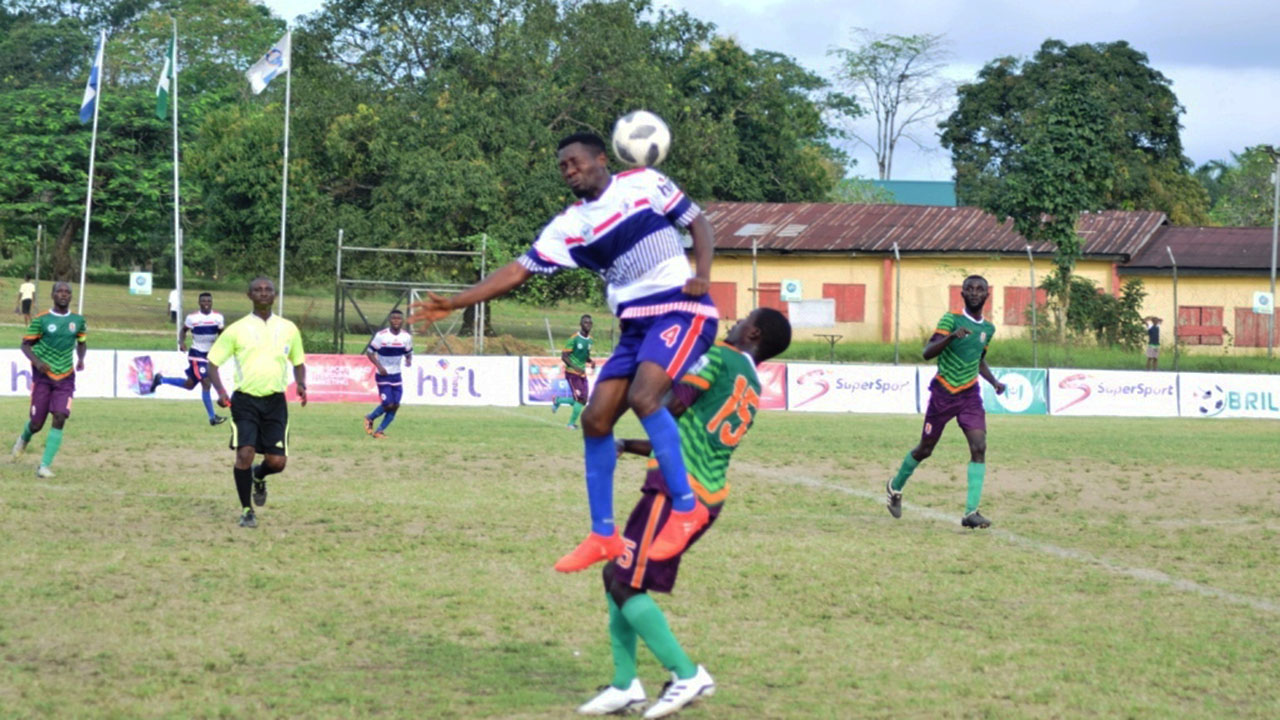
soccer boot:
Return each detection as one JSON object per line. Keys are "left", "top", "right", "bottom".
{"left": 363, "top": 417, "right": 375, "bottom": 435}
{"left": 149, "top": 372, "right": 164, "bottom": 394}
{"left": 647, "top": 501, "right": 710, "bottom": 561}
{"left": 372, "top": 430, "right": 386, "bottom": 439}
{"left": 577, "top": 678, "right": 646, "bottom": 715}
{"left": 643, "top": 666, "right": 715, "bottom": 719}
{"left": 961, "top": 511, "right": 991, "bottom": 529}
{"left": 35, "top": 465, "right": 55, "bottom": 479}
{"left": 554, "top": 531, "right": 625, "bottom": 573}
{"left": 886, "top": 478, "right": 903, "bottom": 519}
{"left": 239, "top": 508, "right": 257, "bottom": 528}
{"left": 209, "top": 415, "right": 227, "bottom": 426}
{"left": 11, "top": 435, "right": 27, "bottom": 461}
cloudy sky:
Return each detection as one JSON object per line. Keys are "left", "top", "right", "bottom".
{"left": 263, "top": 0, "right": 1280, "bottom": 181}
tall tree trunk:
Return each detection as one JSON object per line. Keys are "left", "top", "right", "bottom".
{"left": 53, "top": 218, "right": 78, "bottom": 281}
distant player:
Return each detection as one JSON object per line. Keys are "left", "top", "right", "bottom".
{"left": 553, "top": 313, "right": 595, "bottom": 429}
{"left": 412, "top": 132, "right": 718, "bottom": 573}
{"left": 576, "top": 308, "right": 791, "bottom": 718}
{"left": 16, "top": 275, "right": 35, "bottom": 324}
{"left": 11, "top": 281, "right": 86, "bottom": 478}
{"left": 149, "top": 292, "right": 227, "bottom": 426}
{"left": 363, "top": 309, "right": 413, "bottom": 438}
{"left": 886, "top": 275, "right": 1006, "bottom": 528}
{"left": 206, "top": 277, "right": 307, "bottom": 529}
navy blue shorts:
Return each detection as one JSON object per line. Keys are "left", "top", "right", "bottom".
{"left": 377, "top": 374, "right": 403, "bottom": 406}
{"left": 598, "top": 307, "right": 717, "bottom": 384}
{"left": 184, "top": 350, "right": 209, "bottom": 383}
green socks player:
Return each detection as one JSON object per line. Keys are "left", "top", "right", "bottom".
{"left": 14, "top": 420, "right": 64, "bottom": 479}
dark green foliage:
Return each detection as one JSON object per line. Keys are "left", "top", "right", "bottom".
{"left": 1037, "top": 274, "right": 1147, "bottom": 349}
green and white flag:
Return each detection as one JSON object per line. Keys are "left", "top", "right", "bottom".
{"left": 155, "top": 36, "right": 174, "bottom": 120}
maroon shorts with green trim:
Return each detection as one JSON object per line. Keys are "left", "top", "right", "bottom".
{"left": 922, "top": 378, "right": 985, "bottom": 443}
{"left": 30, "top": 371, "right": 75, "bottom": 427}
{"left": 609, "top": 469, "right": 721, "bottom": 594}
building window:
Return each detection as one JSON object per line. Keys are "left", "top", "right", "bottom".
{"left": 1177, "top": 305, "right": 1224, "bottom": 346}
{"left": 708, "top": 282, "right": 737, "bottom": 321}
{"left": 949, "top": 285, "right": 993, "bottom": 318}
{"left": 1002, "top": 286, "right": 1048, "bottom": 326}
{"left": 822, "top": 283, "right": 866, "bottom": 322}
{"left": 757, "top": 282, "right": 788, "bottom": 318}
{"left": 1233, "top": 307, "right": 1271, "bottom": 347}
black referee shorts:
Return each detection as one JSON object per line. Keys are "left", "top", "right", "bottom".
{"left": 229, "top": 391, "right": 290, "bottom": 456}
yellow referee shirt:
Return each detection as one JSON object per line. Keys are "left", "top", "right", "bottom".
{"left": 207, "top": 313, "right": 305, "bottom": 396}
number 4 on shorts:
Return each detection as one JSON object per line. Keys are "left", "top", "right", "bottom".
{"left": 659, "top": 324, "right": 682, "bottom": 348}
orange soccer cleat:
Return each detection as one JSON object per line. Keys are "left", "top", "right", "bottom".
{"left": 554, "top": 531, "right": 625, "bottom": 573}
{"left": 363, "top": 417, "right": 374, "bottom": 435}
{"left": 647, "top": 501, "right": 710, "bottom": 561}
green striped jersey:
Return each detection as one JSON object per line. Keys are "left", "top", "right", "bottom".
{"left": 563, "top": 332, "right": 592, "bottom": 374}
{"left": 675, "top": 343, "right": 760, "bottom": 506}
{"left": 933, "top": 312, "right": 994, "bottom": 393}
{"left": 24, "top": 310, "right": 87, "bottom": 379}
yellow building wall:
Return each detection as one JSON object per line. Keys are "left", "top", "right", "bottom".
{"left": 1132, "top": 274, "right": 1275, "bottom": 355}
{"left": 708, "top": 253, "right": 1113, "bottom": 343}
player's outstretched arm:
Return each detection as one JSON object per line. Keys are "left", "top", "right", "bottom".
{"left": 682, "top": 214, "right": 714, "bottom": 296}
{"left": 409, "top": 261, "right": 532, "bottom": 325}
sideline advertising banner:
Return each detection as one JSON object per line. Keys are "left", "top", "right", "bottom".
{"left": 0, "top": 348, "right": 115, "bottom": 398}
{"left": 1048, "top": 368, "right": 1178, "bottom": 417}
{"left": 288, "top": 354, "right": 378, "bottom": 404}
{"left": 522, "top": 356, "right": 607, "bottom": 405}
{"left": 117, "top": 350, "right": 200, "bottom": 400}
{"left": 402, "top": 355, "right": 520, "bottom": 407}
{"left": 756, "top": 361, "right": 787, "bottom": 410}
{"left": 1179, "top": 372, "right": 1280, "bottom": 420}
{"left": 788, "top": 363, "right": 917, "bottom": 413}
{"left": 982, "top": 368, "right": 1048, "bottom": 415}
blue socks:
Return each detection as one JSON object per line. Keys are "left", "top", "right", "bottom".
{"left": 583, "top": 433, "right": 617, "bottom": 536}
{"left": 377, "top": 411, "right": 396, "bottom": 432}
{"left": 201, "top": 388, "right": 216, "bottom": 419}
{"left": 639, "top": 407, "right": 695, "bottom": 512}
{"left": 367, "top": 405, "right": 386, "bottom": 421}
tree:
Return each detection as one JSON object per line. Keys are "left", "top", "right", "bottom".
{"left": 828, "top": 28, "right": 950, "bottom": 180}
{"left": 1202, "top": 146, "right": 1280, "bottom": 227}
{"left": 941, "top": 39, "right": 1208, "bottom": 225}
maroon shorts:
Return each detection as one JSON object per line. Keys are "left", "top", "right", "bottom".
{"left": 922, "top": 379, "right": 985, "bottom": 442}
{"left": 609, "top": 469, "right": 721, "bottom": 594}
{"left": 30, "top": 371, "right": 75, "bottom": 427}
{"left": 565, "top": 371, "right": 589, "bottom": 404}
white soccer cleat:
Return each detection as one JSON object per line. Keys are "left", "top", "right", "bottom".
{"left": 35, "top": 465, "right": 55, "bottom": 479}
{"left": 577, "top": 678, "right": 646, "bottom": 715}
{"left": 11, "top": 435, "right": 27, "bottom": 461}
{"left": 643, "top": 666, "right": 715, "bottom": 718}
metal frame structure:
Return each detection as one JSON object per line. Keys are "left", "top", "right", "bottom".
{"left": 333, "top": 229, "right": 487, "bottom": 354}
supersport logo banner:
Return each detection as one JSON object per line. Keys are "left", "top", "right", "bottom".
{"left": 1048, "top": 369, "right": 1178, "bottom": 417}
{"left": 787, "top": 363, "right": 917, "bottom": 413}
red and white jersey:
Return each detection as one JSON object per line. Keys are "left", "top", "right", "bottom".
{"left": 184, "top": 310, "right": 225, "bottom": 353}
{"left": 368, "top": 327, "right": 413, "bottom": 375}
{"left": 517, "top": 168, "right": 704, "bottom": 314}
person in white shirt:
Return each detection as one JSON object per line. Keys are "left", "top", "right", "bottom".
{"left": 149, "top": 292, "right": 227, "bottom": 425}
{"left": 16, "top": 275, "right": 36, "bottom": 324}
{"left": 363, "top": 310, "right": 413, "bottom": 438}
{"left": 168, "top": 288, "right": 180, "bottom": 323}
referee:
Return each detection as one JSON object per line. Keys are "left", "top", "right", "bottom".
{"left": 207, "top": 277, "right": 307, "bottom": 528}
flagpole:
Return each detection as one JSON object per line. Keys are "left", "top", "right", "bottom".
{"left": 78, "top": 30, "right": 105, "bottom": 316}
{"left": 277, "top": 30, "right": 291, "bottom": 316}
{"left": 171, "top": 18, "right": 183, "bottom": 346}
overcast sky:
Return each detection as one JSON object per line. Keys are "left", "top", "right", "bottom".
{"left": 263, "top": 0, "right": 1280, "bottom": 181}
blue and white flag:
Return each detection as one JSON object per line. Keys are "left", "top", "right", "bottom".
{"left": 246, "top": 31, "right": 291, "bottom": 94}
{"left": 79, "top": 30, "right": 105, "bottom": 124}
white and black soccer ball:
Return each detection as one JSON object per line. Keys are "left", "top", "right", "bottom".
{"left": 611, "top": 110, "right": 671, "bottom": 168}
{"left": 1195, "top": 384, "right": 1225, "bottom": 416}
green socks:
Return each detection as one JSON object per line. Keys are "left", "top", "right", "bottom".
{"left": 890, "top": 451, "right": 919, "bottom": 492}
{"left": 41, "top": 427, "right": 63, "bottom": 468}
{"left": 966, "top": 462, "right": 985, "bottom": 514}
{"left": 20, "top": 421, "right": 32, "bottom": 443}
{"left": 620, "top": 594, "right": 696, "bottom": 680}
{"left": 606, "top": 595, "right": 638, "bottom": 689}
{"left": 568, "top": 401, "right": 584, "bottom": 427}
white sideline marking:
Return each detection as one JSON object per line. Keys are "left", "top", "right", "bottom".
{"left": 780, "top": 474, "right": 1280, "bottom": 616}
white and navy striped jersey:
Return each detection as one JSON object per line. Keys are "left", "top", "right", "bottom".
{"left": 184, "top": 310, "right": 225, "bottom": 354}
{"left": 368, "top": 327, "right": 413, "bottom": 375}
{"left": 517, "top": 168, "right": 714, "bottom": 319}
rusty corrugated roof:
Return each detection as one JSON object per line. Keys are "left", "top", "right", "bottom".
{"left": 1124, "top": 226, "right": 1277, "bottom": 271}
{"left": 702, "top": 203, "right": 1167, "bottom": 258}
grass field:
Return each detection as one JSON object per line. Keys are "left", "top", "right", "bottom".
{"left": 1, "top": 399, "right": 1277, "bottom": 718}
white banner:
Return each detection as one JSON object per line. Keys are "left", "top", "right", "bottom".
{"left": 0, "top": 349, "right": 115, "bottom": 398}
{"left": 788, "top": 363, "right": 917, "bottom": 413}
{"left": 1048, "top": 368, "right": 1178, "bottom": 417}
{"left": 114, "top": 350, "right": 240, "bottom": 400}
{"left": 1179, "top": 372, "right": 1280, "bottom": 420}
{"left": 401, "top": 355, "right": 520, "bottom": 407}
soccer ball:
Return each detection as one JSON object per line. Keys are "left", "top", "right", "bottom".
{"left": 611, "top": 110, "right": 671, "bottom": 167}
{"left": 1195, "top": 384, "right": 1225, "bottom": 416}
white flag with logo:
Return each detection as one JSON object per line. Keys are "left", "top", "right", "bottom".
{"left": 246, "top": 31, "right": 291, "bottom": 94}
{"left": 79, "top": 30, "right": 105, "bottom": 123}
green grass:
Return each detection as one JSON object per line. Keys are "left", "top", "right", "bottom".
{"left": 1, "top": 400, "right": 1277, "bottom": 718}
